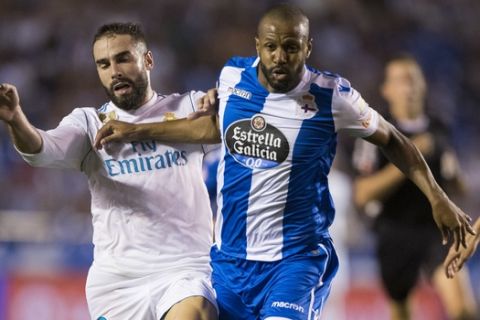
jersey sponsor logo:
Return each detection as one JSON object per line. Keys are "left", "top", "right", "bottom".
{"left": 271, "top": 301, "right": 305, "bottom": 313}
{"left": 227, "top": 86, "right": 252, "bottom": 100}
{"left": 103, "top": 140, "right": 188, "bottom": 177}
{"left": 225, "top": 115, "right": 289, "bottom": 169}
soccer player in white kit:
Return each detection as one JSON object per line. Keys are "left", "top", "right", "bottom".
{"left": 0, "top": 23, "right": 218, "bottom": 320}
{"left": 93, "top": 6, "right": 475, "bottom": 320}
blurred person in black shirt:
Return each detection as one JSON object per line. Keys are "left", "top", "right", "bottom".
{"left": 353, "top": 54, "right": 478, "bottom": 320}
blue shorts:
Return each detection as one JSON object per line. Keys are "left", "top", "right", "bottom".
{"left": 211, "top": 238, "right": 338, "bottom": 320}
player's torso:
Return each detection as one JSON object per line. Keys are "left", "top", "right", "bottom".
{"left": 215, "top": 58, "right": 337, "bottom": 261}
{"left": 80, "top": 93, "right": 213, "bottom": 271}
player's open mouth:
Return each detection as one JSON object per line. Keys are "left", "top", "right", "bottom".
{"left": 112, "top": 81, "right": 132, "bottom": 95}
{"left": 271, "top": 68, "right": 288, "bottom": 80}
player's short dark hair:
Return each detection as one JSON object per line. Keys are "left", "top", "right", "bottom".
{"left": 93, "top": 22, "right": 147, "bottom": 46}
{"left": 258, "top": 3, "right": 309, "bottom": 38}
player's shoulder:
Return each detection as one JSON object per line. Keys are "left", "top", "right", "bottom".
{"left": 224, "top": 56, "right": 257, "bottom": 69}
{"left": 153, "top": 91, "right": 203, "bottom": 114}
{"left": 158, "top": 90, "right": 204, "bottom": 104}
{"left": 68, "top": 105, "right": 102, "bottom": 121}
{"left": 306, "top": 66, "right": 353, "bottom": 94}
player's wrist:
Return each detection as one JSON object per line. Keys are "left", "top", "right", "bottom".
{"left": 5, "top": 107, "right": 26, "bottom": 126}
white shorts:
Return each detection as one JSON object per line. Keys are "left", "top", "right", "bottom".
{"left": 86, "top": 264, "right": 218, "bottom": 320}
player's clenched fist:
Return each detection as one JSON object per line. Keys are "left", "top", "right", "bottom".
{"left": 0, "top": 83, "right": 21, "bottom": 123}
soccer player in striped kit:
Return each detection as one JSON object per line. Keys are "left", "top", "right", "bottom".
{"left": 94, "top": 5, "right": 475, "bottom": 320}
{"left": 0, "top": 23, "right": 218, "bottom": 320}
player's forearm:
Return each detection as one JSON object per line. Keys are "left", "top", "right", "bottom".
{"left": 6, "top": 109, "right": 43, "bottom": 154}
{"left": 379, "top": 124, "right": 446, "bottom": 206}
{"left": 354, "top": 164, "right": 405, "bottom": 208}
{"left": 135, "top": 115, "right": 221, "bottom": 144}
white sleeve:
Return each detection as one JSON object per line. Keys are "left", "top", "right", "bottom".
{"left": 332, "top": 77, "right": 379, "bottom": 137}
{"left": 18, "top": 108, "right": 92, "bottom": 170}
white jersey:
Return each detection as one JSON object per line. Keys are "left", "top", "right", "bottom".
{"left": 215, "top": 56, "right": 379, "bottom": 261}
{"left": 19, "top": 92, "right": 214, "bottom": 276}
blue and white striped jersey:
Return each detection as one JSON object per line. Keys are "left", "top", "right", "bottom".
{"left": 215, "top": 56, "right": 379, "bottom": 261}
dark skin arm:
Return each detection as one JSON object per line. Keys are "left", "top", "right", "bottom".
{"left": 94, "top": 114, "right": 220, "bottom": 149}
{"left": 94, "top": 94, "right": 475, "bottom": 251}
{"left": 365, "top": 116, "right": 475, "bottom": 250}
{"left": 94, "top": 89, "right": 221, "bottom": 149}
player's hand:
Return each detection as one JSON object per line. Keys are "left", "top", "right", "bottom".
{"left": 94, "top": 120, "right": 137, "bottom": 149}
{"left": 444, "top": 232, "right": 479, "bottom": 278}
{"left": 431, "top": 197, "right": 475, "bottom": 251}
{"left": 0, "top": 83, "right": 21, "bottom": 123}
{"left": 187, "top": 88, "right": 218, "bottom": 120}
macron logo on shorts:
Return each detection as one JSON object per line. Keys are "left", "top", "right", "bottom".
{"left": 271, "top": 301, "right": 305, "bottom": 313}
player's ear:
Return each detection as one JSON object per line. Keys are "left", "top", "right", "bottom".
{"left": 145, "top": 50, "right": 154, "bottom": 70}
{"left": 306, "top": 38, "right": 313, "bottom": 59}
{"left": 255, "top": 37, "right": 260, "bottom": 56}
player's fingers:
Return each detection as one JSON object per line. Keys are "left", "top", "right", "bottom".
{"left": 441, "top": 226, "right": 449, "bottom": 245}
{"left": 456, "top": 258, "right": 465, "bottom": 271}
{"left": 207, "top": 89, "right": 216, "bottom": 105}
{"left": 94, "top": 125, "right": 112, "bottom": 149}
{"left": 187, "top": 110, "right": 204, "bottom": 120}
{"left": 466, "top": 221, "right": 476, "bottom": 236}
{"left": 447, "top": 262, "right": 456, "bottom": 278}
{"left": 460, "top": 224, "right": 467, "bottom": 248}
{"left": 454, "top": 227, "right": 461, "bottom": 251}
{"left": 99, "top": 132, "right": 121, "bottom": 147}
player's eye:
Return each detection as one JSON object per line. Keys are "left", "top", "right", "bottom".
{"left": 265, "top": 43, "right": 276, "bottom": 51}
{"left": 287, "top": 46, "right": 299, "bottom": 53}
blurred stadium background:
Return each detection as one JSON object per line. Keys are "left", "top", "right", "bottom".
{"left": 0, "top": 0, "right": 479, "bottom": 319}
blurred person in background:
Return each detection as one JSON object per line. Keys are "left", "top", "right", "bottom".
{"left": 445, "top": 218, "right": 480, "bottom": 279}
{"left": 353, "top": 54, "right": 478, "bottom": 320}
{"left": 0, "top": 22, "right": 218, "bottom": 320}
{"left": 94, "top": 4, "right": 474, "bottom": 320}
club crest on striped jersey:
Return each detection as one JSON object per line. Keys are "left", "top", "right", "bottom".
{"left": 225, "top": 115, "right": 289, "bottom": 169}
{"left": 296, "top": 94, "right": 318, "bottom": 118}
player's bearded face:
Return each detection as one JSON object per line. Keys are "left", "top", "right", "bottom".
{"left": 256, "top": 20, "right": 311, "bottom": 93}
{"left": 104, "top": 70, "right": 148, "bottom": 111}
{"left": 259, "top": 60, "right": 304, "bottom": 93}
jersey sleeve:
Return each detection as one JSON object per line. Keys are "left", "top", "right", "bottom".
{"left": 18, "top": 108, "right": 93, "bottom": 170}
{"left": 331, "top": 77, "right": 380, "bottom": 137}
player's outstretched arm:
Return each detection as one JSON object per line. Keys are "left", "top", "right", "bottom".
{"left": 444, "top": 218, "right": 480, "bottom": 278}
{"left": 0, "top": 83, "right": 42, "bottom": 153}
{"left": 95, "top": 115, "right": 221, "bottom": 150}
{"left": 364, "top": 116, "right": 475, "bottom": 250}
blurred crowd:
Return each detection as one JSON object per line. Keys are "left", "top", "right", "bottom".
{"left": 0, "top": 0, "right": 479, "bottom": 250}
